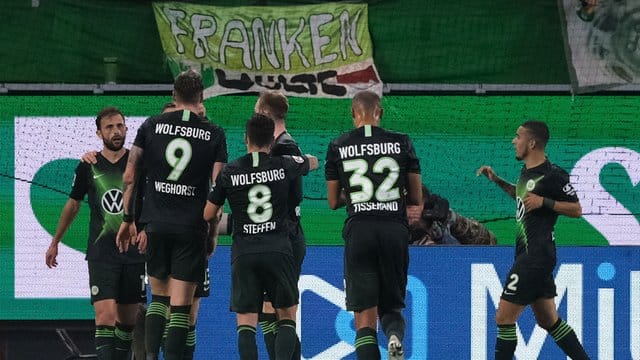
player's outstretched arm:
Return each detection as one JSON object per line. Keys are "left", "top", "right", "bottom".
{"left": 46, "top": 199, "right": 81, "bottom": 268}
{"left": 476, "top": 165, "right": 516, "bottom": 199}
{"left": 305, "top": 154, "right": 319, "bottom": 171}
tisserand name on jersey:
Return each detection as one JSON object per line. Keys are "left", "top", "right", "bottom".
{"left": 338, "top": 141, "right": 402, "bottom": 213}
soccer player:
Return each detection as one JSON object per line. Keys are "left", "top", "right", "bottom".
{"left": 477, "top": 120, "right": 590, "bottom": 360}
{"left": 45, "top": 107, "right": 146, "bottom": 360}
{"left": 325, "top": 90, "right": 422, "bottom": 360}
{"left": 204, "top": 113, "right": 318, "bottom": 360}
{"left": 254, "top": 90, "right": 305, "bottom": 360}
{"left": 116, "top": 70, "right": 227, "bottom": 360}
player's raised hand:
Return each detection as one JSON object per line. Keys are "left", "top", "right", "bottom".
{"left": 476, "top": 165, "right": 498, "bottom": 182}
{"left": 45, "top": 241, "right": 59, "bottom": 268}
{"left": 80, "top": 151, "right": 98, "bottom": 164}
{"left": 305, "top": 154, "right": 319, "bottom": 171}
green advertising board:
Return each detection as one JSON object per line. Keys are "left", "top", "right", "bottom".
{"left": 1, "top": 94, "right": 638, "bottom": 319}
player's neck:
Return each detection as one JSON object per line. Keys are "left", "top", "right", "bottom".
{"left": 101, "top": 147, "right": 126, "bottom": 163}
{"left": 246, "top": 144, "right": 270, "bottom": 153}
{"left": 524, "top": 151, "right": 546, "bottom": 169}
{"left": 174, "top": 102, "right": 201, "bottom": 116}
{"left": 354, "top": 118, "right": 379, "bottom": 128}
{"left": 273, "top": 122, "right": 287, "bottom": 139}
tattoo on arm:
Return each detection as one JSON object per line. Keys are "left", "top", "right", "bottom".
{"left": 494, "top": 177, "right": 516, "bottom": 199}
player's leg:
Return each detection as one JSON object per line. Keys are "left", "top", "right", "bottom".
{"left": 144, "top": 231, "right": 172, "bottom": 359}
{"left": 237, "top": 313, "right": 260, "bottom": 360}
{"left": 93, "top": 299, "right": 118, "bottom": 360}
{"left": 114, "top": 303, "right": 139, "bottom": 360}
{"left": 164, "top": 277, "right": 197, "bottom": 360}
{"left": 343, "top": 221, "right": 380, "bottom": 360}
{"left": 378, "top": 222, "right": 409, "bottom": 360}
{"left": 268, "top": 252, "right": 300, "bottom": 360}
{"left": 260, "top": 300, "right": 278, "bottom": 360}
{"left": 494, "top": 262, "right": 533, "bottom": 360}
{"left": 164, "top": 230, "right": 203, "bottom": 360}
{"left": 113, "top": 262, "right": 147, "bottom": 360}
{"left": 232, "top": 255, "right": 262, "bottom": 360}
{"left": 89, "top": 261, "right": 119, "bottom": 360}
{"left": 531, "top": 295, "right": 590, "bottom": 359}
{"left": 184, "top": 265, "right": 210, "bottom": 360}
{"left": 494, "top": 299, "right": 526, "bottom": 360}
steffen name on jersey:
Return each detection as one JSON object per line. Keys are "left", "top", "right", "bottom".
{"left": 230, "top": 169, "right": 285, "bottom": 186}
{"left": 155, "top": 123, "right": 211, "bottom": 141}
{"left": 338, "top": 142, "right": 401, "bottom": 159}
{"left": 243, "top": 221, "right": 276, "bottom": 234}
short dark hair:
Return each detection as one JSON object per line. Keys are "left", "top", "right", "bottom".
{"left": 258, "top": 91, "right": 288, "bottom": 121}
{"left": 96, "top": 106, "right": 124, "bottom": 130}
{"left": 352, "top": 90, "right": 381, "bottom": 111}
{"left": 522, "top": 120, "right": 549, "bottom": 148}
{"left": 173, "top": 70, "right": 203, "bottom": 105}
{"left": 246, "top": 113, "right": 275, "bottom": 148}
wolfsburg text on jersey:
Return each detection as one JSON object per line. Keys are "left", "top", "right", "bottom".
{"left": 230, "top": 169, "right": 285, "bottom": 186}
{"left": 155, "top": 123, "right": 211, "bottom": 141}
{"left": 338, "top": 142, "right": 401, "bottom": 159}
{"left": 353, "top": 201, "right": 399, "bottom": 213}
{"left": 154, "top": 181, "right": 197, "bottom": 196}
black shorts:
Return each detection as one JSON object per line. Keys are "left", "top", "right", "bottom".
{"left": 231, "top": 252, "right": 298, "bottom": 313}
{"left": 145, "top": 230, "right": 206, "bottom": 283}
{"left": 342, "top": 219, "right": 409, "bottom": 312}
{"left": 88, "top": 261, "right": 147, "bottom": 305}
{"left": 500, "top": 261, "right": 557, "bottom": 305}
{"left": 194, "top": 266, "right": 210, "bottom": 298}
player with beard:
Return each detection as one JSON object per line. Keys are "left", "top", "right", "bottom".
{"left": 477, "top": 120, "right": 590, "bottom": 360}
{"left": 46, "top": 107, "right": 146, "bottom": 360}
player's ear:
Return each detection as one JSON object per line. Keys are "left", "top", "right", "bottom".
{"left": 377, "top": 107, "right": 384, "bottom": 121}
{"left": 96, "top": 129, "right": 102, "bottom": 139}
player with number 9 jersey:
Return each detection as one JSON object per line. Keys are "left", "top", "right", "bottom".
{"left": 134, "top": 109, "right": 227, "bottom": 229}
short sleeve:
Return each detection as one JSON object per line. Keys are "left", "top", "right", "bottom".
{"left": 133, "top": 117, "right": 152, "bottom": 149}
{"left": 69, "top": 162, "right": 89, "bottom": 201}
{"left": 405, "top": 135, "right": 421, "bottom": 174}
{"left": 207, "top": 172, "right": 227, "bottom": 206}
{"left": 325, "top": 140, "right": 340, "bottom": 181}
{"left": 282, "top": 155, "right": 310, "bottom": 178}
{"left": 213, "top": 127, "right": 228, "bottom": 163}
{"left": 552, "top": 168, "right": 579, "bottom": 203}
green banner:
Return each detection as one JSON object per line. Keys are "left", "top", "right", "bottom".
{"left": 152, "top": 2, "right": 381, "bottom": 98}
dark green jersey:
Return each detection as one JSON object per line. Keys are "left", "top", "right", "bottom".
{"left": 514, "top": 160, "right": 579, "bottom": 269}
{"left": 70, "top": 151, "right": 144, "bottom": 264}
